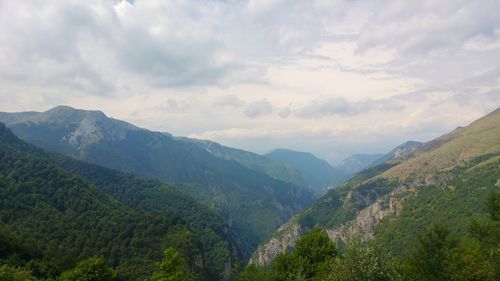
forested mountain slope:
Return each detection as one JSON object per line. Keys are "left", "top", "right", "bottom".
{"left": 0, "top": 106, "right": 314, "bottom": 259}
{"left": 177, "top": 137, "right": 307, "bottom": 188}
{"left": 0, "top": 123, "right": 237, "bottom": 280}
{"left": 251, "top": 108, "right": 500, "bottom": 265}
{"left": 265, "top": 149, "right": 348, "bottom": 195}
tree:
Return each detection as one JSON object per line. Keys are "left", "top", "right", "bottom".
{"left": 272, "top": 227, "right": 337, "bottom": 281}
{"left": 235, "top": 264, "right": 271, "bottom": 281}
{"left": 272, "top": 252, "right": 308, "bottom": 281}
{"left": 406, "top": 224, "right": 456, "bottom": 281}
{"left": 59, "top": 257, "right": 116, "bottom": 281}
{"left": 151, "top": 247, "right": 196, "bottom": 281}
{"left": 325, "top": 240, "right": 405, "bottom": 281}
{"left": 448, "top": 190, "right": 500, "bottom": 281}
{"left": 0, "top": 264, "right": 38, "bottom": 281}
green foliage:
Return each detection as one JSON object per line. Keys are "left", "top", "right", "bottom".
{"left": 236, "top": 189, "right": 500, "bottom": 281}
{"left": 151, "top": 248, "right": 197, "bottom": 281}
{"left": 405, "top": 191, "right": 500, "bottom": 281}
{"left": 448, "top": 238, "right": 498, "bottom": 281}
{"left": 59, "top": 257, "right": 115, "bottom": 281}
{"left": 451, "top": 190, "right": 500, "bottom": 280}
{"left": 0, "top": 124, "right": 229, "bottom": 280}
{"left": 0, "top": 264, "right": 38, "bottom": 281}
{"left": 2, "top": 109, "right": 315, "bottom": 260}
{"left": 238, "top": 228, "right": 337, "bottom": 281}
{"left": 292, "top": 228, "right": 337, "bottom": 276}
{"left": 374, "top": 156, "right": 500, "bottom": 256}
{"left": 485, "top": 189, "right": 500, "bottom": 221}
{"left": 325, "top": 240, "right": 404, "bottom": 281}
{"left": 406, "top": 225, "right": 456, "bottom": 281}
{"left": 234, "top": 265, "right": 271, "bottom": 281}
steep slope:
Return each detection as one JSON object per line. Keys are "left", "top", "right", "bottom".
{"left": 251, "top": 108, "right": 500, "bottom": 265}
{"left": 336, "top": 153, "right": 384, "bottom": 175}
{"left": 0, "top": 123, "right": 236, "bottom": 280}
{"left": 265, "top": 149, "right": 348, "bottom": 195}
{"left": 178, "top": 137, "right": 307, "bottom": 187}
{"left": 0, "top": 106, "right": 314, "bottom": 259}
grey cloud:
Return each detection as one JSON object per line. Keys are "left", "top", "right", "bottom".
{"left": 244, "top": 99, "right": 274, "bottom": 118}
{"left": 357, "top": 1, "right": 500, "bottom": 56}
{"left": 296, "top": 96, "right": 405, "bottom": 118}
{"left": 0, "top": 1, "right": 117, "bottom": 96}
{"left": 213, "top": 95, "right": 245, "bottom": 108}
{"left": 278, "top": 106, "right": 292, "bottom": 118}
{"left": 117, "top": 28, "right": 235, "bottom": 88}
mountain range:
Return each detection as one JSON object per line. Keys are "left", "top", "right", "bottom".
{"left": 0, "top": 106, "right": 314, "bottom": 259}
{"left": 2, "top": 105, "right": 498, "bottom": 280}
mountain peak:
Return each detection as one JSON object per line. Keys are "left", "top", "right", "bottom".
{"left": 34, "top": 106, "right": 108, "bottom": 124}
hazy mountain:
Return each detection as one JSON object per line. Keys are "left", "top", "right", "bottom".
{"left": 370, "top": 140, "right": 422, "bottom": 166}
{"left": 265, "top": 149, "right": 348, "bottom": 195}
{"left": 0, "top": 123, "right": 237, "bottom": 280}
{"left": 0, "top": 106, "right": 314, "bottom": 260}
{"left": 336, "top": 141, "right": 422, "bottom": 175}
{"left": 336, "top": 153, "right": 384, "bottom": 175}
{"left": 177, "top": 137, "right": 308, "bottom": 188}
{"left": 251, "top": 108, "right": 500, "bottom": 266}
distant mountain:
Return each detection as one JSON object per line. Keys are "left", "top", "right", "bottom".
{"left": 0, "top": 123, "right": 237, "bottom": 280}
{"left": 251, "top": 108, "right": 500, "bottom": 266}
{"left": 336, "top": 141, "right": 423, "bottom": 175}
{"left": 336, "top": 153, "right": 384, "bottom": 175}
{"left": 265, "top": 149, "right": 348, "bottom": 195}
{"left": 370, "top": 140, "right": 422, "bottom": 166}
{"left": 0, "top": 106, "right": 314, "bottom": 260}
{"left": 178, "top": 137, "right": 308, "bottom": 188}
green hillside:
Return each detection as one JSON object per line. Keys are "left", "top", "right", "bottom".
{"left": 0, "top": 123, "right": 236, "bottom": 280}
{"left": 265, "top": 149, "right": 348, "bottom": 195}
{"left": 0, "top": 106, "right": 314, "bottom": 259}
{"left": 251, "top": 108, "right": 500, "bottom": 266}
{"left": 177, "top": 137, "right": 308, "bottom": 188}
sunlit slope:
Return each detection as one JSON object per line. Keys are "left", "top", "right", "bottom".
{"left": 382, "top": 108, "right": 500, "bottom": 179}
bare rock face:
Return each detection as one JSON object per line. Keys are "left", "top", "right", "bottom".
{"left": 327, "top": 192, "right": 405, "bottom": 243}
{"left": 250, "top": 183, "right": 410, "bottom": 266}
{"left": 58, "top": 108, "right": 140, "bottom": 151}
{"left": 249, "top": 222, "right": 303, "bottom": 266}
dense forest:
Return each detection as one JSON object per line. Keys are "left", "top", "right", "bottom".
{"left": 235, "top": 188, "right": 499, "bottom": 281}
{"left": 2, "top": 190, "right": 497, "bottom": 280}
{"left": 0, "top": 106, "right": 315, "bottom": 259}
{"left": 0, "top": 123, "right": 236, "bottom": 280}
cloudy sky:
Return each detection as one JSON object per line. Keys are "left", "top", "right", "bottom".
{"left": 1, "top": 0, "right": 499, "bottom": 163}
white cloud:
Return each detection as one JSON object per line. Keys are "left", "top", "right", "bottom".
{"left": 0, "top": 0, "right": 499, "bottom": 162}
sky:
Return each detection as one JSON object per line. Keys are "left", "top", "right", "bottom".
{"left": 1, "top": 0, "right": 499, "bottom": 163}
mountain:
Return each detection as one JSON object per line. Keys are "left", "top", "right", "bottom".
{"left": 336, "top": 153, "right": 384, "bottom": 175}
{"left": 0, "top": 123, "right": 237, "bottom": 280}
{"left": 0, "top": 106, "right": 314, "bottom": 259}
{"left": 177, "top": 137, "right": 307, "bottom": 188}
{"left": 370, "top": 140, "right": 422, "bottom": 166}
{"left": 265, "top": 149, "right": 348, "bottom": 195}
{"left": 250, "top": 108, "right": 500, "bottom": 265}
